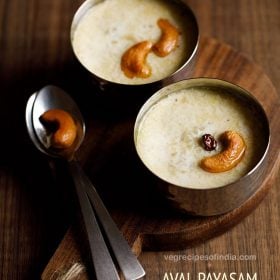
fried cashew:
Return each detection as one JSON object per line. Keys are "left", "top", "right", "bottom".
{"left": 40, "top": 109, "right": 77, "bottom": 149}
{"left": 153, "top": 18, "right": 180, "bottom": 57}
{"left": 200, "top": 131, "right": 246, "bottom": 173}
{"left": 121, "top": 40, "right": 153, "bottom": 79}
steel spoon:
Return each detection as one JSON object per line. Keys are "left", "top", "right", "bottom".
{"left": 25, "top": 85, "right": 145, "bottom": 280}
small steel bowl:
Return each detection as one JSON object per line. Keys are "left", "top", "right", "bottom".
{"left": 70, "top": 0, "right": 199, "bottom": 105}
{"left": 134, "top": 78, "right": 270, "bottom": 216}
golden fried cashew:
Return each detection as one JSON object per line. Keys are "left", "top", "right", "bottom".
{"left": 153, "top": 18, "right": 180, "bottom": 57}
{"left": 121, "top": 40, "right": 153, "bottom": 79}
{"left": 39, "top": 109, "right": 77, "bottom": 149}
{"left": 200, "top": 131, "right": 246, "bottom": 173}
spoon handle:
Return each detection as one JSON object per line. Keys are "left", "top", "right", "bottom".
{"left": 71, "top": 160, "right": 146, "bottom": 280}
{"left": 68, "top": 161, "right": 120, "bottom": 280}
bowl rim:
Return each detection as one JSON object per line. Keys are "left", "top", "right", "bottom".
{"left": 70, "top": 0, "right": 200, "bottom": 86}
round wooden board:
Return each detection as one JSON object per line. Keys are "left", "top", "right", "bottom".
{"left": 42, "top": 37, "right": 280, "bottom": 279}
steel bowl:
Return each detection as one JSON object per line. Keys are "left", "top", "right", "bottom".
{"left": 70, "top": 0, "right": 199, "bottom": 105}
{"left": 134, "top": 78, "right": 270, "bottom": 216}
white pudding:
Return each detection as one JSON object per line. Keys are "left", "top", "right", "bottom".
{"left": 71, "top": 0, "right": 196, "bottom": 84}
{"left": 135, "top": 85, "right": 266, "bottom": 189}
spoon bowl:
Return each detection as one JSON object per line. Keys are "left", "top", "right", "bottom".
{"left": 28, "top": 85, "right": 85, "bottom": 158}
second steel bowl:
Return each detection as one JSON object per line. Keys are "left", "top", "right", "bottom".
{"left": 134, "top": 78, "right": 270, "bottom": 216}
{"left": 70, "top": 0, "right": 199, "bottom": 105}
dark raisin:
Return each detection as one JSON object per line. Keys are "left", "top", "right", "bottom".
{"left": 202, "top": 134, "right": 217, "bottom": 151}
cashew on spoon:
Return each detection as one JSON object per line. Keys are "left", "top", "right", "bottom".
{"left": 200, "top": 131, "right": 246, "bottom": 173}
{"left": 121, "top": 41, "right": 153, "bottom": 78}
{"left": 39, "top": 109, "right": 77, "bottom": 149}
{"left": 152, "top": 18, "right": 180, "bottom": 57}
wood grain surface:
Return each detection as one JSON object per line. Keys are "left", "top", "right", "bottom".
{"left": 41, "top": 37, "right": 280, "bottom": 279}
{"left": 0, "top": 0, "right": 280, "bottom": 279}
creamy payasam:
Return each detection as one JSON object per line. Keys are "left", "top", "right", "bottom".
{"left": 135, "top": 86, "right": 266, "bottom": 189}
{"left": 71, "top": 0, "right": 194, "bottom": 84}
